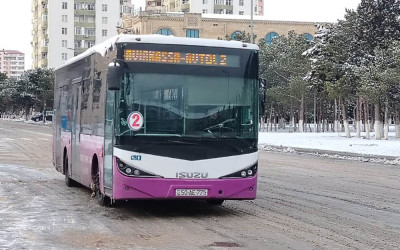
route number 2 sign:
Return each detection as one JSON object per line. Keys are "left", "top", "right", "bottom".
{"left": 127, "top": 111, "right": 144, "bottom": 131}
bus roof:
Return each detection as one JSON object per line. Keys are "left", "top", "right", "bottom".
{"left": 55, "top": 34, "right": 259, "bottom": 71}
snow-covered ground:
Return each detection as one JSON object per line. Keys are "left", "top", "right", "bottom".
{"left": 259, "top": 130, "right": 400, "bottom": 158}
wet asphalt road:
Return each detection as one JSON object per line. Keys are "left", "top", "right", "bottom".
{"left": 0, "top": 119, "right": 399, "bottom": 249}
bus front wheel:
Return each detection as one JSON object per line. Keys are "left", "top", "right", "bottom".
{"left": 93, "top": 167, "right": 111, "bottom": 207}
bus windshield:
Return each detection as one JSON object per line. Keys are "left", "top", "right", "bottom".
{"left": 114, "top": 72, "right": 257, "bottom": 141}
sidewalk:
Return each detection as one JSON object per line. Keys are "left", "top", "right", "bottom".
{"left": 258, "top": 131, "right": 400, "bottom": 164}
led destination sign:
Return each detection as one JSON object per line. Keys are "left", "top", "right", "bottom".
{"left": 124, "top": 49, "right": 240, "bottom": 67}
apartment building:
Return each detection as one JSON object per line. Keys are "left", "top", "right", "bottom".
{"left": 32, "top": 0, "right": 122, "bottom": 69}
{"left": 0, "top": 50, "right": 25, "bottom": 79}
{"left": 145, "top": 0, "right": 264, "bottom": 15}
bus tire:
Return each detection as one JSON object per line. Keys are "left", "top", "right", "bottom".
{"left": 93, "top": 166, "right": 111, "bottom": 207}
{"left": 207, "top": 199, "right": 224, "bottom": 205}
{"left": 64, "top": 155, "right": 74, "bottom": 187}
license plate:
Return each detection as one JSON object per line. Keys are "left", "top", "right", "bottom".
{"left": 175, "top": 189, "right": 208, "bottom": 197}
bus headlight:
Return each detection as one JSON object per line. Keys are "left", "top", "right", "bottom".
{"left": 116, "top": 157, "right": 159, "bottom": 177}
{"left": 221, "top": 164, "right": 258, "bottom": 178}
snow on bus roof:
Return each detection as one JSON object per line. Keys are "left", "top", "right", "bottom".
{"left": 55, "top": 34, "right": 258, "bottom": 71}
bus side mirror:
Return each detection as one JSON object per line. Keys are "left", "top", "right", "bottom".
{"left": 107, "top": 62, "right": 123, "bottom": 90}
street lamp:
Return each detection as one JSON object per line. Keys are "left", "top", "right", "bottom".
{"left": 250, "top": 0, "right": 254, "bottom": 43}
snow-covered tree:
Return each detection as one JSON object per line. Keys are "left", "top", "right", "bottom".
{"left": 259, "top": 31, "right": 312, "bottom": 132}
{"left": 353, "top": 0, "right": 400, "bottom": 139}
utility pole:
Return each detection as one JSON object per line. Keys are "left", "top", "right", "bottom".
{"left": 250, "top": 0, "right": 254, "bottom": 43}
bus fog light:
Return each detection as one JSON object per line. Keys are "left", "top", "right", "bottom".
{"left": 247, "top": 170, "right": 253, "bottom": 176}
{"left": 118, "top": 163, "right": 124, "bottom": 168}
{"left": 133, "top": 169, "right": 140, "bottom": 176}
{"left": 240, "top": 171, "right": 247, "bottom": 177}
{"left": 125, "top": 168, "right": 132, "bottom": 174}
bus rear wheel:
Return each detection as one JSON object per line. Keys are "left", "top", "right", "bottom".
{"left": 64, "top": 156, "right": 74, "bottom": 187}
{"left": 93, "top": 167, "right": 111, "bottom": 207}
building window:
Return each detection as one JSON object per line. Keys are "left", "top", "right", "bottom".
{"left": 304, "top": 33, "right": 313, "bottom": 41}
{"left": 102, "top": 4, "right": 107, "bottom": 11}
{"left": 41, "top": 52, "right": 47, "bottom": 60}
{"left": 102, "top": 17, "right": 108, "bottom": 24}
{"left": 86, "top": 15, "right": 95, "bottom": 23}
{"left": 226, "top": 10, "right": 233, "bottom": 14}
{"left": 62, "top": 2, "right": 67, "bottom": 9}
{"left": 75, "top": 40, "right": 82, "bottom": 48}
{"left": 231, "top": 31, "right": 242, "bottom": 40}
{"left": 85, "top": 28, "right": 95, "bottom": 36}
{"left": 239, "top": 11, "right": 244, "bottom": 15}
{"left": 239, "top": 0, "right": 244, "bottom": 6}
{"left": 102, "top": 30, "right": 108, "bottom": 36}
{"left": 62, "top": 28, "right": 67, "bottom": 35}
{"left": 62, "top": 53, "right": 67, "bottom": 61}
{"left": 85, "top": 41, "right": 95, "bottom": 48}
{"left": 266, "top": 32, "right": 279, "bottom": 44}
{"left": 62, "top": 40, "right": 67, "bottom": 47}
{"left": 226, "top": 0, "right": 232, "bottom": 5}
{"left": 75, "top": 27, "right": 82, "bottom": 35}
{"left": 42, "top": 14, "right": 48, "bottom": 22}
{"left": 75, "top": 15, "right": 84, "bottom": 22}
{"left": 202, "top": 9, "right": 208, "bottom": 14}
{"left": 214, "top": 0, "right": 223, "bottom": 4}
{"left": 156, "top": 28, "right": 173, "bottom": 36}
{"left": 62, "top": 15, "right": 67, "bottom": 22}
{"left": 186, "top": 29, "right": 199, "bottom": 38}
{"left": 87, "top": 4, "right": 95, "bottom": 10}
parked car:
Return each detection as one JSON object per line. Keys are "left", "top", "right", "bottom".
{"left": 31, "top": 111, "right": 53, "bottom": 122}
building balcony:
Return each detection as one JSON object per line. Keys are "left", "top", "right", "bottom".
{"left": 74, "top": 34, "right": 96, "bottom": 40}
{"left": 214, "top": 5, "right": 233, "bottom": 11}
{"left": 74, "top": 22, "right": 96, "bottom": 28}
{"left": 74, "top": 9, "right": 95, "bottom": 16}
{"left": 74, "top": 47, "right": 86, "bottom": 54}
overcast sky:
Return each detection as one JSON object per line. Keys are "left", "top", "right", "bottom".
{"left": 0, "top": 0, "right": 361, "bottom": 70}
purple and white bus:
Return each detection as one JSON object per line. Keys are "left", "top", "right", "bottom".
{"left": 53, "top": 35, "right": 259, "bottom": 206}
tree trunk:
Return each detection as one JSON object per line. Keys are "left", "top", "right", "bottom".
{"left": 313, "top": 92, "right": 317, "bottom": 133}
{"left": 383, "top": 101, "right": 389, "bottom": 140}
{"left": 364, "top": 100, "right": 370, "bottom": 139}
{"left": 334, "top": 99, "right": 339, "bottom": 132}
{"left": 43, "top": 101, "right": 47, "bottom": 123}
{"left": 374, "top": 102, "right": 382, "bottom": 140}
{"left": 341, "top": 100, "right": 351, "bottom": 138}
{"left": 395, "top": 106, "right": 400, "bottom": 138}
{"left": 356, "top": 98, "right": 361, "bottom": 138}
{"left": 299, "top": 95, "right": 304, "bottom": 132}
{"left": 290, "top": 109, "right": 295, "bottom": 132}
{"left": 268, "top": 105, "right": 273, "bottom": 132}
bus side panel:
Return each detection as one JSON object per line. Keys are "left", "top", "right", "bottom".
{"left": 79, "top": 134, "right": 104, "bottom": 188}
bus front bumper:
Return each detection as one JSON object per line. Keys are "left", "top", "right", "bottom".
{"left": 112, "top": 169, "right": 257, "bottom": 200}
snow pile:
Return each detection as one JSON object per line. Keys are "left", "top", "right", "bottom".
{"left": 259, "top": 131, "right": 400, "bottom": 165}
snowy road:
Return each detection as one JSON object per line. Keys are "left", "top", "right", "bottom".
{"left": 0, "top": 120, "right": 399, "bottom": 249}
